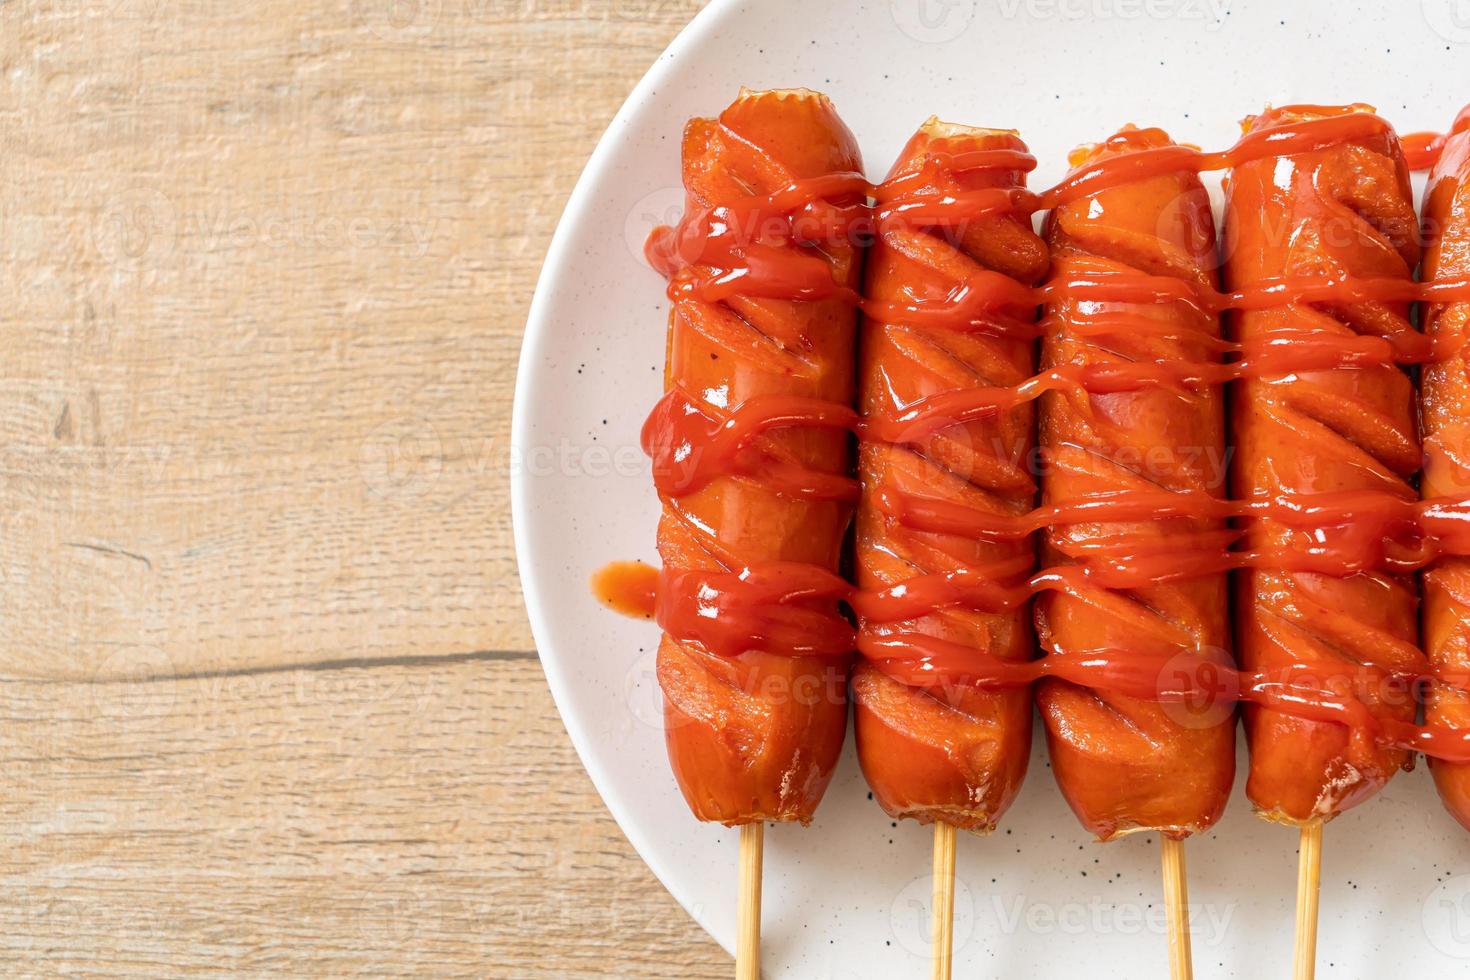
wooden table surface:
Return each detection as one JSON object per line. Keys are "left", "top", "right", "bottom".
{"left": 1, "top": 1, "right": 728, "bottom": 974}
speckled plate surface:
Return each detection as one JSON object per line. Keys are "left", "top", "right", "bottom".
{"left": 511, "top": 1, "right": 1470, "bottom": 975}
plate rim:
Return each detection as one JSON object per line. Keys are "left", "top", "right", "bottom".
{"left": 509, "top": 2, "right": 1470, "bottom": 970}
{"left": 509, "top": 0, "right": 746, "bottom": 958}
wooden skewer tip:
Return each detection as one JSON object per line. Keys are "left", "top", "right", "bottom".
{"left": 931, "top": 821, "right": 957, "bottom": 980}
{"left": 1293, "top": 820, "right": 1324, "bottom": 980}
{"left": 1160, "top": 836, "right": 1194, "bottom": 980}
{"left": 736, "top": 822, "right": 764, "bottom": 980}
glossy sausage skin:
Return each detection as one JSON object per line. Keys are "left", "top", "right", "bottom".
{"left": 853, "top": 121, "right": 1046, "bottom": 832}
{"left": 1421, "top": 111, "right": 1470, "bottom": 832}
{"left": 1224, "top": 105, "right": 1421, "bottom": 825}
{"left": 655, "top": 90, "right": 862, "bottom": 825}
{"left": 1035, "top": 127, "right": 1236, "bottom": 841}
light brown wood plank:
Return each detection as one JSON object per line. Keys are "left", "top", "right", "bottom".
{"left": 2, "top": 1, "right": 723, "bottom": 973}
{"left": 0, "top": 0, "right": 707, "bottom": 679}
{"left": 0, "top": 656, "right": 729, "bottom": 977}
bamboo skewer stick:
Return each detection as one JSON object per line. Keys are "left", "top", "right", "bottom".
{"left": 736, "top": 823, "right": 764, "bottom": 980}
{"left": 931, "top": 821, "right": 957, "bottom": 980}
{"left": 1293, "top": 820, "right": 1324, "bottom": 980}
{"left": 1160, "top": 837, "right": 1194, "bottom": 980}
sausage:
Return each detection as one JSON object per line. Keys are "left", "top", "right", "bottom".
{"left": 1034, "top": 126, "right": 1236, "bottom": 840}
{"left": 1420, "top": 108, "right": 1470, "bottom": 832}
{"left": 853, "top": 121, "right": 1047, "bottom": 832}
{"left": 647, "top": 89, "right": 864, "bottom": 825}
{"left": 1223, "top": 104, "right": 1421, "bottom": 825}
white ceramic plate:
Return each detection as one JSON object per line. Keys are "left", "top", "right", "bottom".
{"left": 512, "top": 1, "right": 1470, "bottom": 975}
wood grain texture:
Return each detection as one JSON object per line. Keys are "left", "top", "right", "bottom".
{"left": 1, "top": 657, "right": 728, "bottom": 976}
{"left": 1, "top": 0, "right": 726, "bottom": 975}
{"left": 0, "top": 0, "right": 707, "bottom": 679}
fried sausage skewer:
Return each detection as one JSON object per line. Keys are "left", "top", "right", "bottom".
{"left": 643, "top": 88, "right": 868, "bottom": 978}
{"left": 1037, "top": 125, "right": 1234, "bottom": 980}
{"left": 1224, "top": 103, "right": 1421, "bottom": 980}
{"left": 1420, "top": 106, "right": 1470, "bottom": 833}
{"left": 854, "top": 119, "right": 1047, "bottom": 980}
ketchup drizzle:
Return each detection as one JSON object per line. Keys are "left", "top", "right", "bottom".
{"left": 604, "top": 102, "right": 1470, "bottom": 766}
